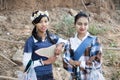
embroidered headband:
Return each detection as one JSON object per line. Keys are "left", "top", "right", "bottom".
{"left": 31, "top": 10, "right": 49, "bottom": 21}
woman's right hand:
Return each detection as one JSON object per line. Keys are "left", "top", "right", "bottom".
{"left": 43, "top": 56, "right": 57, "bottom": 65}
{"left": 69, "top": 59, "right": 81, "bottom": 67}
{"left": 86, "top": 56, "right": 96, "bottom": 65}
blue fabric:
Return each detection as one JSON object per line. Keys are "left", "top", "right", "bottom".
{"left": 37, "top": 73, "right": 54, "bottom": 80}
{"left": 35, "top": 64, "right": 53, "bottom": 76}
{"left": 24, "top": 34, "right": 59, "bottom": 76}
{"left": 63, "top": 35, "right": 102, "bottom": 79}
{"left": 74, "top": 36, "right": 96, "bottom": 60}
{"left": 24, "top": 36, "right": 34, "bottom": 53}
{"left": 90, "top": 39, "right": 100, "bottom": 56}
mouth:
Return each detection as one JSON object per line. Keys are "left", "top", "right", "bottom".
{"left": 80, "top": 29, "right": 85, "bottom": 31}
{"left": 41, "top": 26, "right": 47, "bottom": 30}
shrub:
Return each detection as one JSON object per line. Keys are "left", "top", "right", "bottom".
{"left": 54, "top": 14, "right": 75, "bottom": 37}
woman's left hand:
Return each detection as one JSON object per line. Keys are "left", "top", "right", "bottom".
{"left": 54, "top": 43, "right": 64, "bottom": 56}
{"left": 43, "top": 56, "right": 57, "bottom": 65}
{"left": 74, "top": 61, "right": 81, "bottom": 66}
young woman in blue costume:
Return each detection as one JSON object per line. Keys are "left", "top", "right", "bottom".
{"left": 63, "top": 11, "right": 104, "bottom": 80}
{"left": 23, "top": 10, "right": 66, "bottom": 80}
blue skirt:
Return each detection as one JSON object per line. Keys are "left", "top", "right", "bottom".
{"left": 37, "top": 73, "right": 55, "bottom": 80}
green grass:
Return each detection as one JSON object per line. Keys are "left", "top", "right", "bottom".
{"left": 109, "top": 41, "right": 117, "bottom": 47}
{"left": 104, "top": 50, "right": 119, "bottom": 67}
{"left": 103, "top": 50, "right": 120, "bottom": 79}
{"left": 88, "top": 22, "right": 109, "bottom": 35}
{"left": 111, "top": 69, "right": 120, "bottom": 80}
{"left": 54, "top": 14, "right": 75, "bottom": 37}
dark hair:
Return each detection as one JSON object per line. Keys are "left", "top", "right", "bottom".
{"left": 32, "top": 11, "right": 49, "bottom": 25}
{"left": 74, "top": 11, "right": 89, "bottom": 24}
{"left": 32, "top": 26, "right": 38, "bottom": 40}
{"left": 32, "top": 27, "right": 55, "bottom": 44}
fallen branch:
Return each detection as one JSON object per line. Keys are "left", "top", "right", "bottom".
{"left": 68, "top": 9, "right": 77, "bottom": 16}
{"left": 0, "top": 75, "right": 17, "bottom": 80}
{"left": 0, "top": 53, "right": 17, "bottom": 66}
{"left": 81, "top": 0, "right": 88, "bottom": 11}
{"left": 0, "top": 38, "right": 24, "bottom": 44}
{"left": 103, "top": 48, "right": 120, "bottom": 51}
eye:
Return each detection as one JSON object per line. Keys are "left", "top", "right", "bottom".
{"left": 77, "top": 22, "right": 82, "bottom": 26}
{"left": 45, "top": 20, "right": 48, "bottom": 23}
{"left": 76, "top": 22, "right": 88, "bottom": 26}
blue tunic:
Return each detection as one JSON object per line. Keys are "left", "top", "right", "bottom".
{"left": 24, "top": 34, "right": 59, "bottom": 76}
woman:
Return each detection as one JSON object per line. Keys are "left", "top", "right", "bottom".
{"left": 23, "top": 10, "right": 66, "bottom": 80}
{"left": 63, "top": 11, "right": 104, "bottom": 80}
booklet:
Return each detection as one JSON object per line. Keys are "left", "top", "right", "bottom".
{"left": 35, "top": 45, "right": 56, "bottom": 57}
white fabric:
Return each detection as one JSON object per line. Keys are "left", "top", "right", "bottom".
{"left": 70, "top": 32, "right": 89, "bottom": 51}
{"left": 88, "top": 63, "right": 105, "bottom": 80}
{"left": 63, "top": 50, "right": 71, "bottom": 61}
{"left": 23, "top": 52, "right": 32, "bottom": 67}
{"left": 80, "top": 61, "right": 86, "bottom": 69}
{"left": 24, "top": 61, "right": 37, "bottom": 80}
{"left": 33, "top": 60, "right": 43, "bottom": 67}
{"left": 57, "top": 38, "right": 67, "bottom": 44}
{"left": 23, "top": 52, "right": 43, "bottom": 68}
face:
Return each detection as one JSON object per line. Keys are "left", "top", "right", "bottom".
{"left": 35, "top": 16, "right": 49, "bottom": 33}
{"left": 75, "top": 17, "right": 89, "bottom": 35}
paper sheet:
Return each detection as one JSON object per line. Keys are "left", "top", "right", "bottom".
{"left": 35, "top": 45, "right": 56, "bottom": 57}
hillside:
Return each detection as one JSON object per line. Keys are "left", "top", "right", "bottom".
{"left": 0, "top": 0, "right": 120, "bottom": 80}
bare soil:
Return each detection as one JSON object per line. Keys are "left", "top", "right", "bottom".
{"left": 0, "top": 0, "right": 120, "bottom": 80}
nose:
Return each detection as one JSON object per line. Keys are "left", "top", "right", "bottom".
{"left": 80, "top": 24, "right": 85, "bottom": 28}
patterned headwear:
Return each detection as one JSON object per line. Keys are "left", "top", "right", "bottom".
{"left": 31, "top": 10, "right": 49, "bottom": 21}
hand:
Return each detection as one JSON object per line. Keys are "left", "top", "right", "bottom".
{"left": 95, "top": 53, "right": 101, "bottom": 62}
{"left": 43, "top": 56, "right": 57, "bottom": 65}
{"left": 86, "top": 60, "right": 92, "bottom": 65}
{"left": 69, "top": 59, "right": 81, "bottom": 67}
{"left": 86, "top": 56, "right": 96, "bottom": 65}
{"left": 89, "top": 56, "right": 96, "bottom": 61}
{"left": 54, "top": 43, "right": 64, "bottom": 55}
{"left": 74, "top": 61, "right": 81, "bottom": 66}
